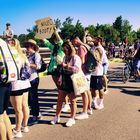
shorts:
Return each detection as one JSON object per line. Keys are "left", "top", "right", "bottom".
{"left": 90, "top": 76, "right": 104, "bottom": 90}
{"left": 11, "top": 88, "right": 30, "bottom": 96}
{"left": 103, "top": 63, "right": 108, "bottom": 75}
{"left": 0, "top": 83, "right": 11, "bottom": 115}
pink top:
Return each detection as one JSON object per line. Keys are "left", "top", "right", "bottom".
{"left": 77, "top": 45, "right": 88, "bottom": 74}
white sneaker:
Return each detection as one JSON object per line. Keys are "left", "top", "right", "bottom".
{"left": 87, "top": 109, "right": 93, "bottom": 115}
{"left": 50, "top": 116, "right": 60, "bottom": 125}
{"left": 98, "top": 103, "right": 104, "bottom": 110}
{"left": 62, "top": 104, "right": 70, "bottom": 112}
{"left": 65, "top": 118, "right": 75, "bottom": 127}
{"left": 75, "top": 112, "right": 89, "bottom": 120}
{"left": 12, "top": 128, "right": 23, "bottom": 138}
{"left": 104, "top": 89, "right": 108, "bottom": 94}
{"left": 53, "top": 104, "right": 57, "bottom": 109}
{"left": 21, "top": 126, "right": 29, "bottom": 133}
{"left": 92, "top": 101, "right": 99, "bottom": 109}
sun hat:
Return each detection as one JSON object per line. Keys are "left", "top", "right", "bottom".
{"left": 25, "top": 39, "right": 39, "bottom": 52}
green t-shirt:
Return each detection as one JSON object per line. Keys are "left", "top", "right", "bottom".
{"left": 44, "top": 39, "right": 65, "bottom": 73}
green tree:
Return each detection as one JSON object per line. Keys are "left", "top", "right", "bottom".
{"left": 137, "top": 28, "right": 140, "bottom": 39}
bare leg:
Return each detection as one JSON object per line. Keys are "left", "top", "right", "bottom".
{"left": 10, "top": 96, "right": 23, "bottom": 131}
{"left": 22, "top": 92, "right": 29, "bottom": 127}
{"left": 67, "top": 93, "right": 77, "bottom": 119}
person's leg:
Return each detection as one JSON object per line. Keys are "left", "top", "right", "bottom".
{"left": 0, "top": 114, "right": 6, "bottom": 140}
{"left": 3, "top": 112, "right": 12, "bottom": 140}
{"left": 55, "top": 91, "right": 67, "bottom": 117}
{"left": 67, "top": 93, "right": 77, "bottom": 119}
{"left": 10, "top": 96, "right": 23, "bottom": 131}
{"left": 22, "top": 92, "right": 29, "bottom": 127}
{"left": 87, "top": 90, "right": 92, "bottom": 110}
{"left": 51, "top": 91, "right": 66, "bottom": 125}
{"left": 81, "top": 92, "right": 88, "bottom": 113}
{"left": 29, "top": 78, "right": 40, "bottom": 118}
{"left": 65, "top": 93, "right": 77, "bottom": 127}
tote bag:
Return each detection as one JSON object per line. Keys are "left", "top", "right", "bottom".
{"left": 71, "top": 71, "right": 89, "bottom": 96}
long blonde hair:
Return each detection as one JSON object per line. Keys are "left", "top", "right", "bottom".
{"left": 13, "top": 38, "right": 27, "bottom": 66}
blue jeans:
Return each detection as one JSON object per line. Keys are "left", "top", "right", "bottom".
{"left": 29, "top": 78, "right": 40, "bottom": 117}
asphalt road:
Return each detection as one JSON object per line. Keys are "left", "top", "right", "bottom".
{"left": 9, "top": 63, "right": 140, "bottom": 140}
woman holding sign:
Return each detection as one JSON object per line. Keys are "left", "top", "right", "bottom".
{"left": 43, "top": 27, "right": 70, "bottom": 112}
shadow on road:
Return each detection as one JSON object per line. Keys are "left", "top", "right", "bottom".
{"left": 109, "top": 85, "right": 140, "bottom": 96}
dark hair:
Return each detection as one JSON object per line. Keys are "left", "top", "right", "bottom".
{"left": 62, "top": 40, "right": 76, "bottom": 57}
{"left": 24, "top": 42, "right": 39, "bottom": 52}
{"left": 6, "top": 23, "right": 10, "bottom": 26}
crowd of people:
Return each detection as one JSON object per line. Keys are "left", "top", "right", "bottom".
{"left": 0, "top": 23, "right": 140, "bottom": 140}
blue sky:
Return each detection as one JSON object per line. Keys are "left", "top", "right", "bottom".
{"left": 0, "top": 0, "right": 140, "bottom": 35}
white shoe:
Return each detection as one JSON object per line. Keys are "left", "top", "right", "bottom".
{"left": 75, "top": 112, "right": 89, "bottom": 120}
{"left": 53, "top": 104, "right": 57, "bottom": 109}
{"left": 98, "top": 103, "right": 104, "bottom": 110}
{"left": 62, "top": 104, "right": 70, "bottom": 112}
{"left": 92, "top": 101, "right": 99, "bottom": 109}
{"left": 21, "top": 126, "right": 29, "bottom": 133}
{"left": 87, "top": 109, "right": 93, "bottom": 115}
{"left": 104, "top": 89, "right": 108, "bottom": 94}
{"left": 12, "top": 128, "right": 23, "bottom": 138}
{"left": 65, "top": 118, "right": 75, "bottom": 127}
{"left": 50, "top": 116, "right": 60, "bottom": 125}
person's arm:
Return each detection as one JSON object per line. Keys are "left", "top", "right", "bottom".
{"left": 54, "top": 27, "right": 61, "bottom": 41}
{"left": 43, "top": 39, "right": 54, "bottom": 51}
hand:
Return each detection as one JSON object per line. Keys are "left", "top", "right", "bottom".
{"left": 53, "top": 26, "right": 57, "bottom": 32}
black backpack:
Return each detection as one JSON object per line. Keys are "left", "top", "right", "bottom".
{"left": 33, "top": 53, "right": 47, "bottom": 73}
{"left": 37, "top": 57, "right": 47, "bottom": 73}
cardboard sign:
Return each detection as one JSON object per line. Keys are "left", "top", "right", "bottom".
{"left": 35, "top": 17, "right": 55, "bottom": 39}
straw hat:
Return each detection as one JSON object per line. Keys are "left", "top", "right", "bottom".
{"left": 25, "top": 39, "right": 39, "bottom": 52}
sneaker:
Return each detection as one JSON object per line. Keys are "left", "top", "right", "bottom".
{"left": 12, "top": 128, "right": 23, "bottom": 138}
{"left": 65, "top": 118, "right": 75, "bottom": 127}
{"left": 104, "top": 89, "right": 108, "bottom": 94}
{"left": 87, "top": 109, "right": 93, "bottom": 115}
{"left": 50, "top": 116, "right": 60, "bottom": 125}
{"left": 92, "top": 101, "right": 99, "bottom": 110}
{"left": 52, "top": 104, "right": 57, "bottom": 109}
{"left": 62, "top": 104, "right": 70, "bottom": 112}
{"left": 98, "top": 103, "right": 104, "bottom": 110}
{"left": 75, "top": 112, "right": 89, "bottom": 120}
{"left": 28, "top": 116, "right": 38, "bottom": 126}
{"left": 21, "top": 126, "right": 29, "bottom": 133}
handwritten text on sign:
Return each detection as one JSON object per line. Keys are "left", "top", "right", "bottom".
{"left": 35, "top": 17, "right": 55, "bottom": 39}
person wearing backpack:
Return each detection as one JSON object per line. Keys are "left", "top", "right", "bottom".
{"left": 25, "top": 39, "right": 42, "bottom": 125}
{"left": 42, "top": 27, "right": 70, "bottom": 112}
{"left": 0, "top": 48, "right": 12, "bottom": 140}
{"left": 71, "top": 36, "right": 92, "bottom": 120}
{"left": 90, "top": 37, "right": 105, "bottom": 110}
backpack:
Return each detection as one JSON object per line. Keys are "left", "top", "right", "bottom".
{"left": 33, "top": 53, "right": 47, "bottom": 73}
{"left": 37, "top": 57, "right": 47, "bottom": 73}
{"left": 0, "top": 38, "right": 20, "bottom": 83}
{"left": 84, "top": 44, "right": 101, "bottom": 73}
